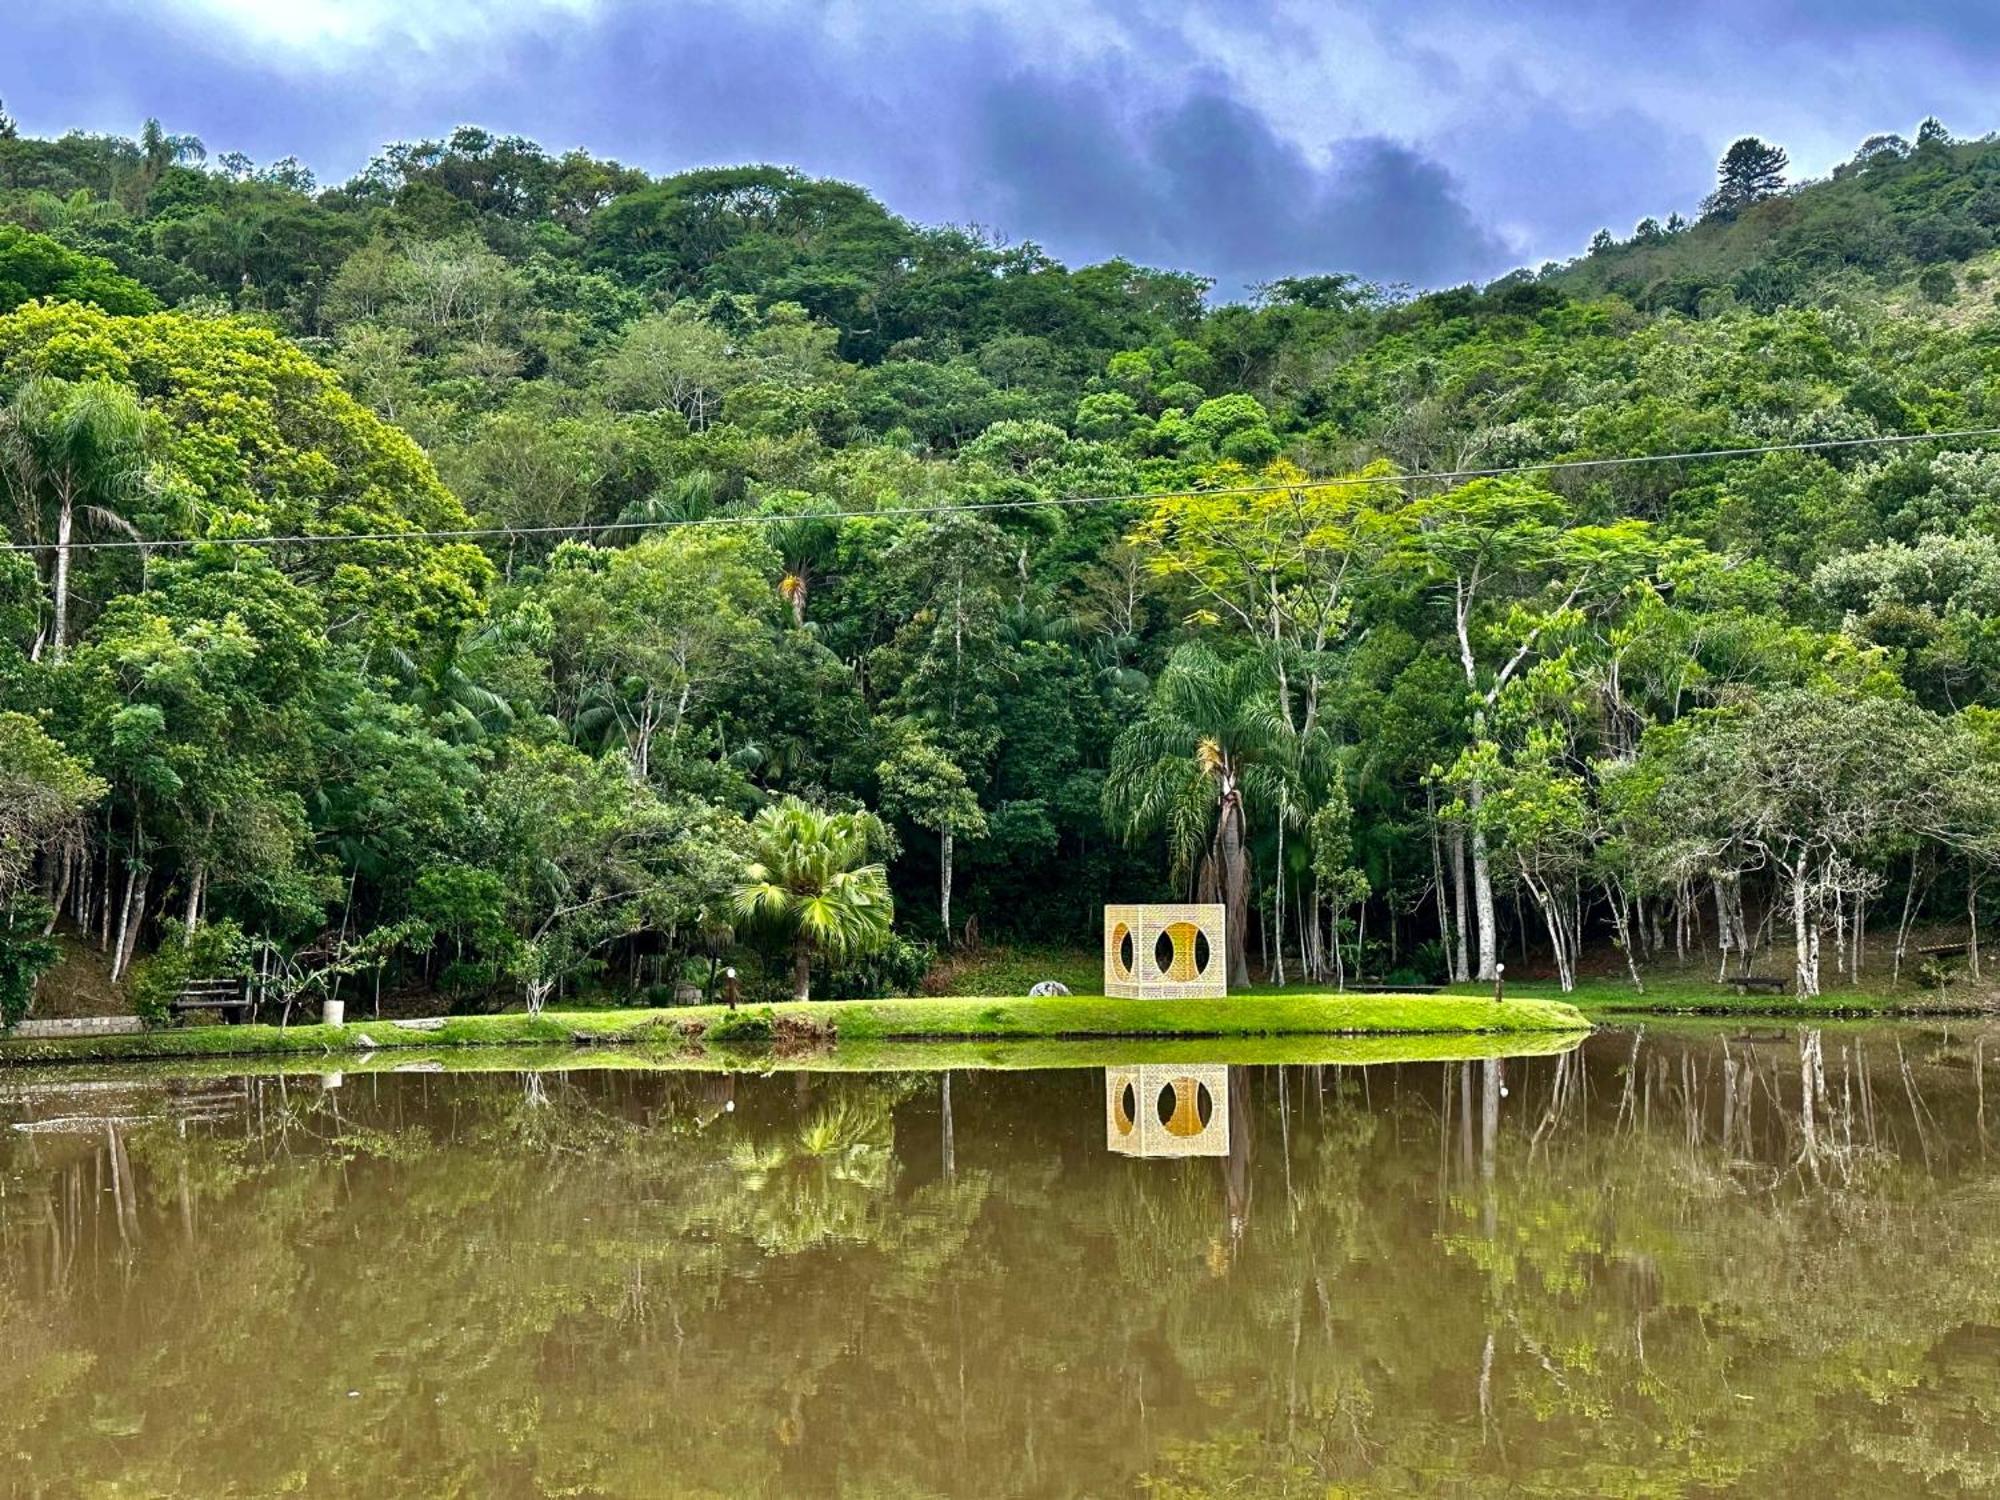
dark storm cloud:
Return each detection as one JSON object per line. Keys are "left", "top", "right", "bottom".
{"left": 11, "top": 0, "right": 2000, "bottom": 297}
{"left": 974, "top": 76, "right": 1503, "bottom": 287}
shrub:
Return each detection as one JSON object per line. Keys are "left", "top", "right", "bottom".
{"left": 708, "top": 1007, "right": 775, "bottom": 1044}
{"left": 128, "top": 920, "right": 252, "bottom": 1028}
{"left": 0, "top": 897, "right": 58, "bottom": 1031}
{"left": 816, "top": 933, "right": 933, "bottom": 1000}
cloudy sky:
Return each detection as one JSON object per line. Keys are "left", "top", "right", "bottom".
{"left": 9, "top": 1, "right": 1999, "bottom": 294}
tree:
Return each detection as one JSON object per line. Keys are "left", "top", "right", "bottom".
{"left": 0, "top": 225, "right": 158, "bottom": 316}
{"left": 542, "top": 531, "right": 779, "bottom": 780}
{"left": 0, "top": 711, "right": 102, "bottom": 1023}
{"left": 877, "top": 731, "right": 987, "bottom": 939}
{"left": 1410, "top": 477, "right": 1657, "bottom": 981}
{"left": 0, "top": 711, "right": 103, "bottom": 908}
{"left": 0, "top": 376, "right": 155, "bottom": 658}
{"left": 1456, "top": 729, "right": 1594, "bottom": 992}
{"left": 732, "top": 799, "right": 894, "bottom": 1001}
{"left": 598, "top": 304, "right": 740, "bottom": 428}
{"left": 1307, "top": 778, "right": 1369, "bottom": 989}
{"left": 1104, "top": 643, "right": 1288, "bottom": 988}
{"left": 873, "top": 512, "right": 1014, "bottom": 788}
{"left": 1705, "top": 137, "right": 1788, "bottom": 219}
{"left": 480, "top": 742, "right": 734, "bottom": 1012}
{"left": 763, "top": 493, "right": 841, "bottom": 627}
{"left": 1620, "top": 689, "right": 1998, "bottom": 995}
{"left": 0, "top": 300, "right": 492, "bottom": 650}
{"left": 139, "top": 118, "right": 205, "bottom": 178}
{"left": 1132, "top": 459, "right": 1408, "bottom": 744}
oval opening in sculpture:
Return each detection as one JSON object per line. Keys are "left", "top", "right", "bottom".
{"left": 1156, "top": 1077, "right": 1216, "bottom": 1136}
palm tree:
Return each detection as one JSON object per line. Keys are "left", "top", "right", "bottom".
{"left": 764, "top": 494, "right": 840, "bottom": 627}
{"left": 139, "top": 118, "right": 205, "bottom": 178}
{"left": 1103, "top": 643, "right": 1292, "bottom": 989}
{"left": 732, "top": 798, "right": 893, "bottom": 1001}
{"left": 0, "top": 377, "right": 154, "bottom": 660}
{"left": 382, "top": 624, "right": 515, "bottom": 743}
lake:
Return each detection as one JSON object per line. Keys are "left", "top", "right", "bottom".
{"left": 1, "top": 1023, "right": 1997, "bottom": 1496}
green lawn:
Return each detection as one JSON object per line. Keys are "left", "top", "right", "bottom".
{"left": 927, "top": 945, "right": 1982, "bottom": 1017}
{"left": 0, "top": 990, "right": 1586, "bottom": 1067}
{"left": 1460, "top": 973, "right": 1983, "bottom": 1017}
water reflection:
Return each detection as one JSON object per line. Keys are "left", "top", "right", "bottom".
{"left": 1104, "top": 1065, "right": 1231, "bottom": 1157}
{"left": 0, "top": 1027, "right": 1996, "bottom": 1496}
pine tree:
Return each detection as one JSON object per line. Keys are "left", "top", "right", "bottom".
{"left": 1703, "top": 137, "right": 1788, "bottom": 220}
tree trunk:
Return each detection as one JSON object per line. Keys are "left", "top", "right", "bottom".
{"left": 1792, "top": 868, "right": 1824, "bottom": 1000}
{"left": 1714, "top": 875, "right": 1735, "bottom": 982}
{"left": 112, "top": 869, "right": 148, "bottom": 984}
{"left": 110, "top": 861, "right": 139, "bottom": 983}
{"left": 1893, "top": 851, "right": 1927, "bottom": 984}
{"left": 1467, "top": 780, "right": 1499, "bottom": 982}
{"left": 1427, "top": 790, "right": 1453, "bottom": 983}
{"left": 793, "top": 936, "right": 812, "bottom": 1002}
{"left": 1448, "top": 823, "right": 1470, "bottom": 984}
{"left": 1271, "top": 798, "right": 1287, "bottom": 987}
{"left": 1521, "top": 868, "right": 1575, "bottom": 993}
{"left": 1217, "top": 788, "right": 1252, "bottom": 989}
{"left": 51, "top": 497, "right": 73, "bottom": 660}
{"left": 1971, "top": 879, "right": 1983, "bottom": 984}
{"left": 183, "top": 862, "right": 206, "bottom": 938}
{"left": 99, "top": 837, "right": 114, "bottom": 950}
{"left": 939, "top": 827, "right": 953, "bottom": 943}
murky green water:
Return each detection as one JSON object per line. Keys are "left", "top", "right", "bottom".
{"left": 2, "top": 1024, "right": 1998, "bottom": 1497}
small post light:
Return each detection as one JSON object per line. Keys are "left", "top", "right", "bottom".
{"left": 1494, "top": 963, "right": 1506, "bottom": 1004}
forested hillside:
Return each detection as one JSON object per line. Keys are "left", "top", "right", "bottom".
{"left": 4, "top": 105, "right": 2000, "bottom": 1018}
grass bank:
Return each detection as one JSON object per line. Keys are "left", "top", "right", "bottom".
{"left": 0, "top": 991, "right": 1585, "bottom": 1067}
{"left": 1470, "top": 975, "right": 1994, "bottom": 1018}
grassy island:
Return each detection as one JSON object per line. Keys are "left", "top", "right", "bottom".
{"left": 0, "top": 991, "right": 1587, "bottom": 1067}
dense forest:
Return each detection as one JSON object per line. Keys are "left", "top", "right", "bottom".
{"left": 4, "top": 104, "right": 2000, "bottom": 1019}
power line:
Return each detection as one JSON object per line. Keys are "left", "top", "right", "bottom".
{"left": 5, "top": 423, "right": 1998, "bottom": 555}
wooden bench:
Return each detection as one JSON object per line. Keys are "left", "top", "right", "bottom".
{"left": 170, "top": 980, "right": 255, "bottom": 1023}
{"left": 1916, "top": 942, "right": 1968, "bottom": 959}
{"left": 1727, "top": 975, "right": 1788, "bottom": 996}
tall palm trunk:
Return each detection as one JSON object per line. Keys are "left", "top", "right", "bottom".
{"left": 793, "top": 935, "right": 812, "bottom": 1002}
{"left": 51, "top": 493, "right": 73, "bottom": 659}
{"left": 1218, "top": 786, "right": 1251, "bottom": 989}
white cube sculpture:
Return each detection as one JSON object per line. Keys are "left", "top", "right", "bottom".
{"left": 1105, "top": 1065, "right": 1230, "bottom": 1158}
{"left": 1103, "top": 903, "right": 1226, "bottom": 999}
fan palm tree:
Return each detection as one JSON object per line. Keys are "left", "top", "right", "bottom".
{"left": 732, "top": 798, "right": 893, "bottom": 1001}
{"left": 382, "top": 625, "right": 516, "bottom": 743}
{"left": 1103, "top": 642, "right": 1295, "bottom": 989}
{"left": 0, "top": 377, "right": 155, "bottom": 659}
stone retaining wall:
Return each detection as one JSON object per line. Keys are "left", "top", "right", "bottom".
{"left": 9, "top": 1017, "right": 146, "bottom": 1040}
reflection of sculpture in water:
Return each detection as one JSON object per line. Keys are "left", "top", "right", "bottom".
{"left": 1105, "top": 1065, "right": 1229, "bottom": 1157}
